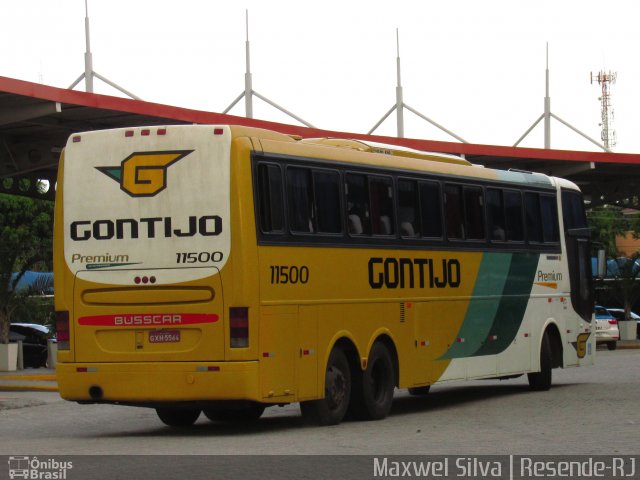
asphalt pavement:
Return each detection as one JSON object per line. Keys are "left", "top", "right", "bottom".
{"left": 1, "top": 339, "right": 638, "bottom": 398}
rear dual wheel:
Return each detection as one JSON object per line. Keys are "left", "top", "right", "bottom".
{"left": 349, "top": 342, "right": 395, "bottom": 420}
{"left": 156, "top": 408, "right": 201, "bottom": 427}
{"left": 300, "top": 348, "right": 351, "bottom": 426}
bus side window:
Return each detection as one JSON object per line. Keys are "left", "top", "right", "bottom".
{"left": 313, "top": 170, "right": 342, "bottom": 234}
{"left": 487, "top": 188, "right": 506, "bottom": 241}
{"left": 464, "top": 186, "right": 485, "bottom": 240}
{"left": 445, "top": 184, "right": 464, "bottom": 240}
{"left": 524, "top": 192, "right": 543, "bottom": 243}
{"left": 346, "top": 173, "right": 371, "bottom": 235}
{"left": 369, "top": 176, "right": 395, "bottom": 236}
{"left": 287, "top": 167, "right": 314, "bottom": 233}
{"left": 257, "top": 163, "right": 284, "bottom": 233}
{"left": 504, "top": 190, "right": 524, "bottom": 242}
{"left": 540, "top": 194, "right": 560, "bottom": 243}
{"left": 398, "top": 179, "right": 419, "bottom": 238}
{"left": 419, "top": 181, "right": 443, "bottom": 238}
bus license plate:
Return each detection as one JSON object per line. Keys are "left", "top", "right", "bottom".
{"left": 149, "top": 330, "right": 180, "bottom": 343}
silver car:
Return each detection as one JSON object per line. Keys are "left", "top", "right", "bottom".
{"left": 595, "top": 306, "right": 620, "bottom": 350}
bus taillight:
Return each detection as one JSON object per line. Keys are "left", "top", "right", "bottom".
{"left": 229, "top": 307, "right": 249, "bottom": 348}
{"left": 56, "top": 310, "right": 70, "bottom": 350}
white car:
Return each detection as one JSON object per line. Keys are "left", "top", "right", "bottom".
{"left": 606, "top": 308, "right": 640, "bottom": 340}
{"left": 595, "top": 306, "right": 620, "bottom": 350}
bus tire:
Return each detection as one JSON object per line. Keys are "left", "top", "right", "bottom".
{"left": 203, "top": 403, "right": 265, "bottom": 423}
{"left": 528, "top": 332, "right": 552, "bottom": 391}
{"left": 408, "top": 386, "right": 431, "bottom": 396}
{"left": 350, "top": 342, "right": 395, "bottom": 420}
{"left": 300, "top": 348, "right": 351, "bottom": 426}
{"left": 155, "top": 408, "right": 201, "bottom": 427}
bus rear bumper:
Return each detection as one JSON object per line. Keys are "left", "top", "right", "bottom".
{"left": 56, "top": 361, "right": 261, "bottom": 404}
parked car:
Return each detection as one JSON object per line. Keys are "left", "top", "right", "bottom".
{"left": 606, "top": 308, "right": 640, "bottom": 340}
{"left": 9, "top": 323, "right": 54, "bottom": 368}
{"left": 594, "top": 306, "right": 620, "bottom": 350}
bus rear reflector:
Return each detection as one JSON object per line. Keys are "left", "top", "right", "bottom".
{"left": 56, "top": 310, "right": 70, "bottom": 350}
{"left": 229, "top": 307, "right": 249, "bottom": 348}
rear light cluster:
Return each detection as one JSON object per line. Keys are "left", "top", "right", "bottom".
{"left": 609, "top": 319, "right": 618, "bottom": 325}
{"left": 56, "top": 310, "right": 70, "bottom": 350}
{"left": 229, "top": 307, "right": 249, "bottom": 348}
{"left": 125, "top": 128, "right": 167, "bottom": 137}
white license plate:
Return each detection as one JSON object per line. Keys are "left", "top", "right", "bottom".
{"left": 149, "top": 330, "right": 180, "bottom": 343}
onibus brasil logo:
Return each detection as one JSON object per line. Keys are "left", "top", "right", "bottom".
{"left": 8, "top": 456, "right": 73, "bottom": 479}
{"left": 96, "top": 150, "right": 193, "bottom": 197}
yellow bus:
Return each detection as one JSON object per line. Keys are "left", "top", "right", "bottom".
{"left": 54, "top": 125, "right": 594, "bottom": 426}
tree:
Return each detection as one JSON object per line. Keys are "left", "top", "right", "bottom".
{"left": 0, "top": 193, "right": 53, "bottom": 344}
{"left": 587, "top": 206, "right": 640, "bottom": 257}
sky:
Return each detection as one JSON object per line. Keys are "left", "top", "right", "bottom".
{"left": 2, "top": 0, "right": 640, "bottom": 153}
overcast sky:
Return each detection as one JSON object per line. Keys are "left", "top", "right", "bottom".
{"left": 2, "top": 0, "right": 640, "bottom": 153}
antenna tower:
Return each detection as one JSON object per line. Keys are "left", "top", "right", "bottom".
{"left": 368, "top": 29, "right": 467, "bottom": 142}
{"left": 68, "top": 0, "right": 140, "bottom": 99}
{"left": 590, "top": 70, "right": 617, "bottom": 149}
{"left": 223, "top": 11, "right": 315, "bottom": 128}
{"left": 514, "top": 44, "right": 609, "bottom": 153}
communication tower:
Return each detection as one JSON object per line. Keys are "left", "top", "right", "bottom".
{"left": 590, "top": 70, "right": 617, "bottom": 149}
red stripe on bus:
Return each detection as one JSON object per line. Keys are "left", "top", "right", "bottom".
{"left": 78, "top": 313, "right": 219, "bottom": 327}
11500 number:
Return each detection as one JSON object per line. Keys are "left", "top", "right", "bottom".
{"left": 270, "top": 265, "right": 309, "bottom": 285}
{"left": 176, "top": 251, "right": 224, "bottom": 264}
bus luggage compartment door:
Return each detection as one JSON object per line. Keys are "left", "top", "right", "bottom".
{"left": 72, "top": 269, "right": 225, "bottom": 363}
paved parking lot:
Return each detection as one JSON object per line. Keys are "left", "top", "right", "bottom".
{"left": 1, "top": 348, "right": 639, "bottom": 457}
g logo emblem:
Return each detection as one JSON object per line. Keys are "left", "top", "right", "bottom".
{"left": 96, "top": 150, "right": 193, "bottom": 197}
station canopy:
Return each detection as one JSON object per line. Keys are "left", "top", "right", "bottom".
{"left": 2, "top": 75, "right": 640, "bottom": 207}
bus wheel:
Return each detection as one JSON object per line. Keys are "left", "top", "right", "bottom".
{"left": 528, "top": 332, "right": 552, "bottom": 391}
{"left": 408, "top": 386, "right": 431, "bottom": 396}
{"left": 351, "top": 342, "right": 395, "bottom": 420}
{"left": 203, "top": 403, "right": 265, "bottom": 423}
{"left": 300, "top": 348, "right": 351, "bottom": 426}
{"left": 155, "top": 408, "right": 201, "bottom": 427}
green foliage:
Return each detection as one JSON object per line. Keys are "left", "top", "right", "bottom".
{"left": 0, "top": 193, "right": 54, "bottom": 343}
{"left": 587, "top": 206, "right": 640, "bottom": 257}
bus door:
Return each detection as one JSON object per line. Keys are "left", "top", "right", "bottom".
{"left": 561, "top": 190, "right": 593, "bottom": 323}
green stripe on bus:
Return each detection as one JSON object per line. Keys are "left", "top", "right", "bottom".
{"left": 474, "top": 252, "right": 540, "bottom": 356}
{"left": 440, "top": 253, "right": 512, "bottom": 360}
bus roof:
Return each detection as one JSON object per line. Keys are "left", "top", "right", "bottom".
{"left": 299, "top": 137, "right": 472, "bottom": 166}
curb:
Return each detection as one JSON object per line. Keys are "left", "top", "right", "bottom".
{"left": 0, "top": 373, "right": 58, "bottom": 392}
{"left": 0, "top": 384, "right": 58, "bottom": 392}
{"left": 0, "top": 374, "right": 56, "bottom": 381}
